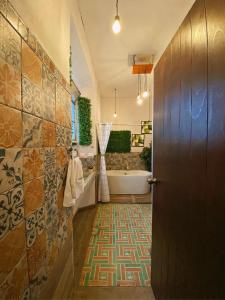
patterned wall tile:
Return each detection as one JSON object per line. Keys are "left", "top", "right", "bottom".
{"left": 27, "top": 231, "right": 46, "bottom": 279}
{"left": 0, "top": 104, "right": 22, "bottom": 147}
{"left": 105, "top": 153, "right": 146, "bottom": 171}
{"left": 25, "top": 206, "right": 45, "bottom": 248}
{"left": 0, "top": 185, "right": 24, "bottom": 239}
{"left": 42, "top": 120, "right": 56, "bottom": 147}
{"left": 64, "top": 92, "right": 72, "bottom": 129}
{"left": 6, "top": 2, "right": 19, "bottom": 31}
{"left": 0, "top": 0, "right": 7, "bottom": 17}
{"left": 0, "top": 221, "right": 26, "bottom": 285}
{"left": 0, "top": 14, "right": 21, "bottom": 71}
{"left": 27, "top": 32, "right": 37, "bottom": 52}
{"left": 56, "top": 147, "right": 68, "bottom": 170}
{"left": 22, "top": 75, "right": 43, "bottom": 117}
{"left": 22, "top": 41, "right": 42, "bottom": 87}
{"left": 24, "top": 177, "right": 44, "bottom": 216}
{"left": 0, "top": 253, "right": 29, "bottom": 300}
{"left": 46, "top": 238, "right": 59, "bottom": 275}
{"left": 29, "top": 265, "right": 47, "bottom": 299}
{"left": 0, "top": 148, "right": 22, "bottom": 193}
{"left": 0, "top": 57, "right": 21, "bottom": 109}
{"left": 65, "top": 128, "right": 72, "bottom": 147}
{"left": 23, "top": 148, "right": 43, "bottom": 183}
{"left": 23, "top": 113, "right": 42, "bottom": 148}
{"left": 57, "top": 211, "right": 68, "bottom": 252}
{"left": 43, "top": 148, "right": 56, "bottom": 169}
{"left": 56, "top": 83, "right": 71, "bottom": 128}
{"left": 55, "top": 83, "right": 64, "bottom": 126}
{"left": 18, "top": 17, "right": 28, "bottom": 41}
{"left": 56, "top": 125, "right": 65, "bottom": 147}
{"left": 36, "top": 41, "right": 44, "bottom": 61}
{"left": 43, "top": 91, "right": 55, "bottom": 122}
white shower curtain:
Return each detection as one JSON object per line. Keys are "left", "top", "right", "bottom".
{"left": 97, "top": 123, "right": 112, "bottom": 202}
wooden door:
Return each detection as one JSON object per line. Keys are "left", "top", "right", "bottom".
{"left": 151, "top": 0, "right": 225, "bottom": 298}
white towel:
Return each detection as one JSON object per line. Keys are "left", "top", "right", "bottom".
{"left": 63, "top": 157, "right": 85, "bottom": 207}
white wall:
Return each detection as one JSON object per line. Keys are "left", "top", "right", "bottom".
{"left": 11, "top": 0, "right": 70, "bottom": 81}
{"left": 11, "top": 0, "right": 101, "bottom": 155}
{"left": 101, "top": 96, "right": 152, "bottom": 152}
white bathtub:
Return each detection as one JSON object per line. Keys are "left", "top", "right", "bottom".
{"left": 107, "top": 170, "right": 152, "bottom": 194}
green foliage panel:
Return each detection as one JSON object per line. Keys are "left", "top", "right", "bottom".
{"left": 78, "top": 97, "right": 92, "bottom": 145}
{"left": 107, "top": 130, "right": 131, "bottom": 153}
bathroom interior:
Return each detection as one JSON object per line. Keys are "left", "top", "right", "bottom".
{"left": 1, "top": 0, "right": 225, "bottom": 299}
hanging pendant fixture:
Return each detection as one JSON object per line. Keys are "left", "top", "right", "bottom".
{"left": 112, "top": 0, "right": 121, "bottom": 34}
{"left": 113, "top": 88, "right": 118, "bottom": 118}
{"left": 142, "top": 72, "right": 149, "bottom": 98}
{"left": 137, "top": 74, "right": 143, "bottom": 105}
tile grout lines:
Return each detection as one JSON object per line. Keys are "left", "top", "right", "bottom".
{"left": 80, "top": 203, "right": 152, "bottom": 287}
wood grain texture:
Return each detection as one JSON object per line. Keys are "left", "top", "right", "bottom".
{"left": 152, "top": 0, "right": 225, "bottom": 298}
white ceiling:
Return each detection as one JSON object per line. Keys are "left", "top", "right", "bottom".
{"left": 77, "top": 0, "right": 195, "bottom": 99}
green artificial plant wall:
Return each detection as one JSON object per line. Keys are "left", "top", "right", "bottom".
{"left": 78, "top": 96, "right": 92, "bottom": 145}
{"left": 107, "top": 131, "right": 131, "bottom": 153}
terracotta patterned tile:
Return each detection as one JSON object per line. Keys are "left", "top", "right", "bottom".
{"left": 57, "top": 186, "right": 64, "bottom": 211}
{"left": 22, "top": 41, "right": 42, "bottom": 87}
{"left": 0, "top": 253, "right": 29, "bottom": 300}
{"left": 65, "top": 128, "right": 72, "bottom": 147}
{"left": 56, "top": 147, "right": 68, "bottom": 169}
{"left": 42, "top": 64, "right": 55, "bottom": 122}
{"left": 43, "top": 89, "right": 55, "bottom": 122}
{"left": 0, "top": 104, "right": 22, "bottom": 147}
{"left": 42, "top": 120, "right": 56, "bottom": 147}
{"left": 56, "top": 83, "right": 71, "bottom": 128}
{"left": 0, "top": 0, "right": 7, "bottom": 17}
{"left": 27, "top": 231, "right": 46, "bottom": 279}
{"left": 44, "top": 148, "right": 56, "bottom": 170}
{"left": 25, "top": 206, "right": 45, "bottom": 248}
{"left": 0, "top": 14, "right": 21, "bottom": 71}
{"left": 0, "top": 57, "right": 21, "bottom": 109}
{"left": 55, "top": 83, "right": 64, "bottom": 126}
{"left": 0, "top": 148, "right": 22, "bottom": 193}
{"left": 56, "top": 125, "right": 65, "bottom": 147}
{"left": 22, "top": 75, "right": 43, "bottom": 117}
{"left": 23, "top": 148, "right": 43, "bottom": 183}
{"left": 64, "top": 92, "right": 72, "bottom": 128}
{"left": 0, "top": 185, "right": 24, "bottom": 239}
{"left": 23, "top": 113, "right": 42, "bottom": 148}
{"left": 24, "top": 177, "right": 44, "bottom": 216}
{"left": 6, "top": 2, "right": 19, "bottom": 31}
{"left": 0, "top": 221, "right": 26, "bottom": 285}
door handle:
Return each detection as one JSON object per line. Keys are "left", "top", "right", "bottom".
{"left": 147, "top": 177, "right": 158, "bottom": 185}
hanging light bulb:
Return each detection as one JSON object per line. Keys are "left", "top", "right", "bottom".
{"left": 137, "top": 97, "right": 143, "bottom": 105}
{"left": 112, "top": 0, "right": 121, "bottom": 34}
{"left": 113, "top": 88, "right": 118, "bottom": 118}
{"left": 142, "top": 73, "right": 149, "bottom": 98}
{"left": 142, "top": 90, "right": 149, "bottom": 98}
{"left": 136, "top": 74, "right": 143, "bottom": 105}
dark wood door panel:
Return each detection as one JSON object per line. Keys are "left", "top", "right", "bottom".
{"left": 206, "top": 0, "right": 225, "bottom": 297}
{"left": 152, "top": 0, "right": 225, "bottom": 298}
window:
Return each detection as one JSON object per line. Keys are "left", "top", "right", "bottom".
{"left": 71, "top": 95, "right": 76, "bottom": 141}
{"left": 71, "top": 82, "right": 80, "bottom": 143}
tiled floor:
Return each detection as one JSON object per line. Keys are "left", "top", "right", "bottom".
{"left": 80, "top": 204, "right": 152, "bottom": 287}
